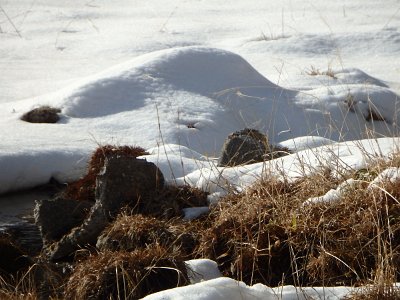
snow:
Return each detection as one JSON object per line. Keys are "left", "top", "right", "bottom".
{"left": 304, "top": 178, "right": 357, "bottom": 205}
{"left": 182, "top": 206, "right": 209, "bottom": 220}
{"left": 185, "top": 259, "right": 222, "bottom": 284}
{"left": 369, "top": 167, "right": 400, "bottom": 188}
{"left": 142, "top": 276, "right": 352, "bottom": 300}
{"left": 1, "top": 0, "right": 400, "bottom": 299}
{"left": 1, "top": 46, "right": 399, "bottom": 194}
{"left": 278, "top": 136, "right": 335, "bottom": 151}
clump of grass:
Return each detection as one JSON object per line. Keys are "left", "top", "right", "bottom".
{"left": 345, "top": 285, "right": 400, "bottom": 300}
{"left": 196, "top": 154, "right": 400, "bottom": 288}
{"left": 64, "top": 145, "right": 148, "bottom": 202}
{"left": 197, "top": 178, "right": 295, "bottom": 285}
{"left": 140, "top": 185, "right": 208, "bottom": 219}
{"left": 20, "top": 106, "right": 61, "bottom": 123}
{"left": 97, "top": 213, "right": 197, "bottom": 257}
{"left": 306, "top": 65, "right": 337, "bottom": 79}
{"left": 344, "top": 92, "right": 387, "bottom": 122}
{"left": 65, "top": 246, "right": 188, "bottom": 300}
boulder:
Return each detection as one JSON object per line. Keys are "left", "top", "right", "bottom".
{"left": 218, "top": 128, "right": 291, "bottom": 167}
{"left": 34, "top": 197, "right": 93, "bottom": 246}
{"left": 45, "top": 156, "right": 164, "bottom": 261}
{"left": 218, "top": 128, "right": 269, "bottom": 167}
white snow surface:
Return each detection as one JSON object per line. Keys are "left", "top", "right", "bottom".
{"left": 185, "top": 259, "right": 222, "bottom": 284}
{"left": 304, "top": 178, "right": 357, "bottom": 205}
{"left": 142, "top": 277, "right": 352, "bottom": 300}
{"left": 1, "top": 46, "right": 400, "bottom": 194}
{"left": 2, "top": 1, "right": 400, "bottom": 299}
{"left": 369, "top": 167, "right": 400, "bottom": 188}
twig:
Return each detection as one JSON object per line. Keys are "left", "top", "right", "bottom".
{"left": 0, "top": 4, "right": 22, "bottom": 38}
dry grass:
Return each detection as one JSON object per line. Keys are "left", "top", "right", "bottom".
{"left": 20, "top": 106, "right": 61, "bottom": 124}
{"left": 345, "top": 284, "right": 400, "bottom": 299}
{"left": 97, "top": 213, "right": 197, "bottom": 257}
{"left": 140, "top": 185, "right": 208, "bottom": 219}
{"left": 196, "top": 153, "right": 400, "bottom": 288}
{"left": 306, "top": 65, "right": 337, "bottom": 79}
{"left": 2, "top": 147, "right": 400, "bottom": 299}
{"left": 65, "top": 246, "right": 188, "bottom": 300}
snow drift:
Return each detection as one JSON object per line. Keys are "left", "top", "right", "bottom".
{"left": 0, "top": 46, "right": 399, "bottom": 194}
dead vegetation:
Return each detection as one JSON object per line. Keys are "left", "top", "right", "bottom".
{"left": 97, "top": 213, "right": 198, "bottom": 257}
{"left": 20, "top": 106, "right": 61, "bottom": 123}
{"left": 197, "top": 156, "right": 400, "bottom": 288}
{"left": 2, "top": 147, "right": 400, "bottom": 299}
{"left": 65, "top": 247, "right": 188, "bottom": 300}
{"left": 306, "top": 65, "right": 337, "bottom": 79}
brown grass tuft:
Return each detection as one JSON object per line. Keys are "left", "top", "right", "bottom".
{"left": 65, "top": 145, "right": 148, "bottom": 202}
{"left": 97, "top": 213, "right": 197, "bottom": 257}
{"left": 197, "top": 178, "right": 295, "bottom": 285}
{"left": 65, "top": 246, "right": 188, "bottom": 299}
{"left": 345, "top": 285, "right": 400, "bottom": 299}
{"left": 21, "top": 106, "right": 61, "bottom": 123}
{"left": 140, "top": 185, "right": 208, "bottom": 219}
{"left": 306, "top": 65, "right": 337, "bottom": 79}
{"left": 196, "top": 156, "right": 400, "bottom": 288}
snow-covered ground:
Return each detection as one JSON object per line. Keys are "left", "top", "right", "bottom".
{"left": 1, "top": 1, "right": 400, "bottom": 299}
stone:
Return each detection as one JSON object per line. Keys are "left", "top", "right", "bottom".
{"left": 46, "top": 156, "right": 164, "bottom": 261}
{"left": 218, "top": 128, "right": 291, "bottom": 167}
{"left": 34, "top": 197, "right": 93, "bottom": 246}
{"left": 218, "top": 128, "right": 269, "bottom": 167}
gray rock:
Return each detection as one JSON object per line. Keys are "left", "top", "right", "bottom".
{"left": 218, "top": 128, "right": 291, "bottom": 167}
{"left": 34, "top": 197, "right": 92, "bottom": 246}
{"left": 46, "top": 156, "right": 164, "bottom": 261}
{"left": 218, "top": 128, "right": 269, "bottom": 167}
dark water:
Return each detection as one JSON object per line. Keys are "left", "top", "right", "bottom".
{"left": 0, "top": 189, "right": 48, "bottom": 228}
{"left": 0, "top": 186, "right": 60, "bottom": 255}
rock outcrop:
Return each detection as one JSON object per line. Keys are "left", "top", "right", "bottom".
{"left": 35, "top": 156, "right": 164, "bottom": 261}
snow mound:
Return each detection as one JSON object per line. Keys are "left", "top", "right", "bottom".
{"left": 335, "top": 68, "right": 388, "bottom": 87}
{"left": 1, "top": 46, "right": 400, "bottom": 194}
{"left": 57, "top": 46, "right": 277, "bottom": 118}
{"left": 278, "top": 136, "right": 335, "bottom": 151}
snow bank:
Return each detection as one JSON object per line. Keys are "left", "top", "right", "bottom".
{"left": 1, "top": 46, "right": 400, "bottom": 194}
{"left": 142, "top": 276, "right": 352, "bottom": 300}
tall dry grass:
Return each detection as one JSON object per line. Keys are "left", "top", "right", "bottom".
{"left": 1, "top": 147, "right": 400, "bottom": 299}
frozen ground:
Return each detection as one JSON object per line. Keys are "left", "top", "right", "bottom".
{"left": 1, "top": 1, "right": 400, "bottom": 299}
